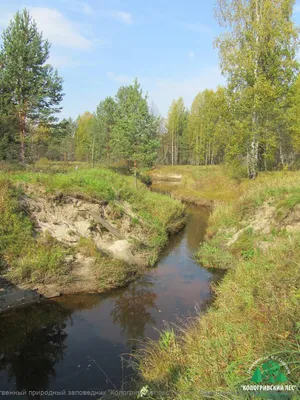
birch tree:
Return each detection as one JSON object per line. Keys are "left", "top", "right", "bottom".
{"left": 215, "top": 0, "right": 299, "bottom": 177}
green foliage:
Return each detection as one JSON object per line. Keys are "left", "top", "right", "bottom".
{"left": 197, "top": 237, "right": 235, "bottom": 269}
{"left": 0, "top": 9, "right": 64, "bottom": 163}
{"left": 0, "top": 179, "right": 69, "bottom": 282}
{"left": 215, "top": 0, "right": 299, "bottom": 177}
{"left": 111, "top": 79, "right": 160, "bottom": 168}
{"left": 159, "top": 329, "right": 176, "bottom": 350}
{"left": 75, "top": 112, "right": 94, "bottom": 162}
{"left": 139, "top": 173, "right": 152, "bottom": 186}
{"left": 186, "top": 87, "right": 227, "bottom": 165}
{"left": 90, "top": 96, "right": 117, "bottom": 163}
{"left": 166, "top": 97, "right": 188, "bottom": 165}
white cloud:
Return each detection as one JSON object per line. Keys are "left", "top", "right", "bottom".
{"left": 111, "top": 11, "right": 133, "bottom": 24}
{"left": 28, "top": 7, "right": 92, "bottom": 50}
{"left": 188, "top": 50, "right": 195, "bottom": 60}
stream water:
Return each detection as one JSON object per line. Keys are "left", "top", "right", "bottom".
{"left": 0, "top": 201, "right": 220, "bottom": 399}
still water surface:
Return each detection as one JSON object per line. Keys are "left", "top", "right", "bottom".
{"left": 0, "top": 204, "right": 220, "bottom": 398}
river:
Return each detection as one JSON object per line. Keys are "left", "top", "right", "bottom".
{"left": 0, "top": 200, "right": 220, "bottom": 398}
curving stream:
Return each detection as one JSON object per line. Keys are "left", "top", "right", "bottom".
{"left": 0, "top": 201, "right": 220, "bottom": 398}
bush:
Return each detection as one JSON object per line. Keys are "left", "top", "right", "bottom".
{"left": 139, "top": 173, "right": 152, "bottom": 186}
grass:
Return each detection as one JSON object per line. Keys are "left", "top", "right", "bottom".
{"left": 149, "top": 165, "right": 242, "bottom": 204}
{"left": 135, "top": 170, "right": 300, "bottom": 399}
{"left": 7, "top": 168, "right": 185, "bottom": 264}
{"left": 0, "top": 179, "right": 71, "bottom": 283}
{"left": 0, "top": 166, "right": 184, "bottom": 286}
{"left": 77, "top": 237, "right": 140, "bottom": 291}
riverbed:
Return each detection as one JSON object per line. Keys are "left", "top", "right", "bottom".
{"left": 0, "top": 204, "right": 220, "bottom": 398}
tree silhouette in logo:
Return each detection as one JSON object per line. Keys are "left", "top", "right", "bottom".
{"left": 251, "top": 360, "right": 287, "bottom": 384}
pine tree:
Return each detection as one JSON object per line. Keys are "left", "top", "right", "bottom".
{"left": 0, "top": 9, "right": 64, "bottom": 164}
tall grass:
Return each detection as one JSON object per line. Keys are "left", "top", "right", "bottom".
{"left": 136, "top": 171, "right": 300, "bottom": 399}
{"left": 0, "top": 178, "right": 70, "bottom": 283}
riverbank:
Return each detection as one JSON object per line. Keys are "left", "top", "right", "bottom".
{"left": 0, "top": 191, "right": 219, "bottom": 395}
{"left": 137, "top": 170, "right": 300, "bottom": 398}
{"left": 0, "top": 168, "right": 185, "bottom": 310}
{"left": 149, "top": 165, "right": 241, "bottom": 207}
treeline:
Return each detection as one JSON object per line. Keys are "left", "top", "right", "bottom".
{"left": 161, "top": 0, "right": 300, "bottom": 177}
{"left": 159, "top": 88, "right": 228, "bottom": 166}
{"left": 0, "top": 9, "right": 159, "bottom": 169}
{"left": 1, "top": 2, "right": 300, "bottom": 179}
{"left": 73, "top": 80, "right": 160, "bottom": 168}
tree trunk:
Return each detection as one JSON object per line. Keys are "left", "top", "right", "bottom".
{"left": 134, "top": 160, "right": 137, "bottom": 188}
{"left": 248, "top": 138, "right": 258, "bottom": 179}
{"left": 171, "top": 133, "right": 174, "bottom": 166}
{"left": 91, "top": 134, "right": 96, "bottom": 168}
{"left": 19, "top": 112, "right": 26, "bottom": 164}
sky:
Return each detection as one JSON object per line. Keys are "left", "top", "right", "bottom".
{"left": 1, "top": 0, "right": 300, "bottom": 119}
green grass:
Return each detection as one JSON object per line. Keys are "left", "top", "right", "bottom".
{"left": 6, "top": 168, "right": 184, "bottom": 265}
{"left": 0, "top": 179, "right": 71, "bottom": 283}
{"left": 136, "top": 170, "right": 300, "bottom": 399}
{"left": 76, "top": 237, "right": 140, "bottom": 291}
{"left": 150, "top": 165, "right": 241, "bottom": 204}
{"left": 0, "top": 167, "right": 184, "bottom": 285}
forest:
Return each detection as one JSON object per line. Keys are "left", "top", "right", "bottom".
{"left": 1, "top": 2, "right": 300, "bottom": 179}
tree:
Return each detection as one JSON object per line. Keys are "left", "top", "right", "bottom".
{"left": 90, "top": 97, "right": 117, "bottom": 165}
{"left": 111, "top": 79, "right": 160, "bottom": 169}
{"left": 215, "top": 0, "right": 299, "bottom": 177}
{"left": 74, "top": 112, "right": 93, "bottom": 162}
{"left": 0, "top": 114, "right": 19, "bottom": 162}
{"left": 166, "top": 98, "right": 187, "bottom": 165}
{"left": 0, "top": 9, "right": 64, "bottom": 164}
{"left": 187, "top": 88, "right": 228, "bottom": 165}
{"left": 286, "top": 74, "right": 300, "bottom": 163}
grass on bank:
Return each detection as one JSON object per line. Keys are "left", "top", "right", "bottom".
{"left": 77, "top": 237, "right": 140, "bottom": 291}
{"left": 136, "top": 170, "right": 300, "bottom": 399}
{"left": 149, "top": 165, "right": 242, "bottom": 204}
{"left": 0, "top": 166, "right": 184, "bottom": 285}
{"left": 0, "top": 179, "right": 71, "bottom": 283}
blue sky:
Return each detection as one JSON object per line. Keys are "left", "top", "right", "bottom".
{"left": 1, "top": 1, "right": 300, "bottom": 119}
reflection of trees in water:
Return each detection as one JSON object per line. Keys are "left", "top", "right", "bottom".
{"left": 185, "top": 208, "right": 208, "bottom": 250}
{"left": 111, "top": 277, "right": 157, "bottom": 350}
{"left": 0, "top": 301, "right": 71, "bottom": 397}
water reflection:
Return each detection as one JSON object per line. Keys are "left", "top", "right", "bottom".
{"left": 0, "top": 204, "right": 221, "bottom": 396}
{"left": 111, "top": 277, "right": 157, "bottom": 350}
{"left": 0, "top": 302, "right": 71, "bottom": 396}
